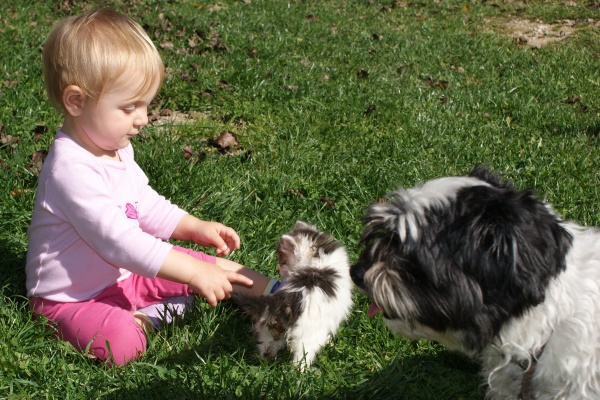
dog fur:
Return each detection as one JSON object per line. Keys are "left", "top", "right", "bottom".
{"left": 233, "top": 221, "right": 353, "bottom": 369}
{"left": 350, "top": 166, "right": 600, "bottom": 399}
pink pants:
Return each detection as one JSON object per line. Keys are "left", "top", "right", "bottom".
{"left": 29, "top": 246, "right": 215, "bottom": 366}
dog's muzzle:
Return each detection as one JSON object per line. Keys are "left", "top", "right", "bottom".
{"left": 350, "top": 262, "right": 367, "bottom": 289}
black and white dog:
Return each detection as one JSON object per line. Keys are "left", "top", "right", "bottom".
{"left": 351, "top": 166, "right": 600, "bottom": 399}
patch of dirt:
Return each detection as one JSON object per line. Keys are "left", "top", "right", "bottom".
{"left": 503, "top": 18, "right": 577, "bottom": 48}
{"left": 495, "top": 17, "right": 599, "bottom": 49}
{"left": 149, "top": 110, "right": 211, "bottom": 127}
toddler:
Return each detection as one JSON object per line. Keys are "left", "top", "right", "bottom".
{"left": 26, "top": 8, "right": 279, "bottom": 366}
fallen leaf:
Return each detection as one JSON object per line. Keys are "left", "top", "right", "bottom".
{"left": 26, "top": 150, "right": 48, "bottom": 176}
{"left": 200, "top": 89, "right": 214, "bottom": 98}
{"left": 209, "top": 130, "right": 239, "bottom": 153}
{"left": 182, "top": 145, "right": 194, "bottom": 160}
{"left": 289, "top": 189, "right": 306, "bottom": 199}
{"left": 320, "top": 196, "right": 335, "bottom": 208}
{"left": 206, "top": 35, "right": 229, "bottom": 52}
{"left": 217, "top": 80, "right": 232, "bottom": 90}
{"left": 364, "top": 105, "right": 376, "bottom": 115}
{"left": 1, "top": 132, "right": 19, "bottom": 148}
{"left": 423, "top": 77, "right": 450, "bottom": 89}
{"left": 179, "top": 71, "right": 191, "bottom": 81}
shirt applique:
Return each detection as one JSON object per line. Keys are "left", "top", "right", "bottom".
{"left": 125, "top": 202, "right": 140, "bottom": 228}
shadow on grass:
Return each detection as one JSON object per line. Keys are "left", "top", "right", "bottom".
{"left": 100, "top": 302, "right": 484, "bottom": 400}
{"left": 0, "top": 237, "right": 27, "bottom": 298}
{"left": 334, "top": 352, "right": 484, "bottom": 400}
{"left": 585, "top": 124, "right": 600, "bottom": 138}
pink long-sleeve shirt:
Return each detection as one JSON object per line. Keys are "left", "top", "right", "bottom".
{"left": 26, "top": 131, "right": 187, "bottom": 302}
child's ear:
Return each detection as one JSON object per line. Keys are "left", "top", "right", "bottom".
{"left": 62, "top": 85, "right": 86, "bottom": 116}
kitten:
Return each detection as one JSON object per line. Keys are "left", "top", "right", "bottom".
{"left": 232, "top": 221, "right": 353, "bottom": 368}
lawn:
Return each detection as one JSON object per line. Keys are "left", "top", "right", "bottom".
{"left": 1, "top": 0, "right": 599, "bottom": 399}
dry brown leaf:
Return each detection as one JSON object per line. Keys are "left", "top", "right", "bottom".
{"left": 209, "top": 130, "right": 239, "bottom": 153}
{"left": 182, "top": 145, "right": 194, "bottom": 160}
{"left": 27, "top": 150, "right": 48, "bottom": 176}
{"left": 289, "top": 189, "right": 306, "bottom": 199}
{"left": 320, "top": 196, "right": 335, "bottom": 208}
{"left": 424, "top": 77, "right": 450, "bottom": 89}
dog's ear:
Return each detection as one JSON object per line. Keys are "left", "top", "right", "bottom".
{"left": 362, "top": 201, "right": 404, "bottom": 242}
{"left": 277, "top": 235, "right": 297, "bottom": 268}
{"left": 451, "top": 184, "right": 572, "bottom": 309}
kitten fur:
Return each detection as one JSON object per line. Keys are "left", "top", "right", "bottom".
{"left": 232, "top": 221, "right": 353, "bottom": 368}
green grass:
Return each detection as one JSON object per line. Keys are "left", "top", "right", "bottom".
{"left": 2, "top": 0, "right": 600, "bottom": 398}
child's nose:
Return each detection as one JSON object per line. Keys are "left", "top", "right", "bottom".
{"left": 135, "top": 108, "right": 149, "bottom": 127}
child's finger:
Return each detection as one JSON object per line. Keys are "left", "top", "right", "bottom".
{"left": 220, "top": 227, "right": 241, "bottom": 249}
{"left": 204, "top": 292, "right": 217, "bottom": 307}
{"left": 226, "top": 271, "right": 254, "bottom": 287}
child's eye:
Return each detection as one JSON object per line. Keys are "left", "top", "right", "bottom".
{"left": 121, "top": 104, "right": 136, "bottom": 114}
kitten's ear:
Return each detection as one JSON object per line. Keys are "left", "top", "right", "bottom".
{"left": 279, "top": 305, "right": 294, "bottom": 325}
{"left": 294, "top": 220, "right": 312, "bottom": 230}
{"left": 231, "top": 293, "right": 268, "bottom": 321}
{"left": 277, "top": 235, "right": 297, "bottom": 267}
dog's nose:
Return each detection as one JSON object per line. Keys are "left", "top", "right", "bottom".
{"left": 350, "top": 262, "right": 366, "bottom": 286}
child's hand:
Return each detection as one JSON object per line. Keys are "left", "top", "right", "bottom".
{"left": 188, "top": 262, "right": 253, "bottom": 307}
{"left": 158, "top": 248, "right": 254, "bottom": 307}
{"left": 172, "top": 216, "right": 241, "bottom": 256}
{"left": 193, "top": 221, "right": 240, "bottom": 256}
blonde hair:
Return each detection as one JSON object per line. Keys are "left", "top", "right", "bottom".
{"left": 43, "top": 9, "right": 164, "bottom": 113}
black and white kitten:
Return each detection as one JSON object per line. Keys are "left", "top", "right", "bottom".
{"left": 232, "top": 221, "right": 353, "bottom": 368}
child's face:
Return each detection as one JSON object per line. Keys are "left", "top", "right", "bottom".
{"left": 72, "top": 77, "right": 159, "bottom": 159}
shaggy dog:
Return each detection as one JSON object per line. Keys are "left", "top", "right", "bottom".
{"left": 233, "top": 221, "right": 353, "bottom": 369}
{"left": 350, "top": 166, "right": 600, "bottom": 399}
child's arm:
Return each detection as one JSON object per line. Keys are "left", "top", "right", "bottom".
{"left": 157, "top": 249, "right": 253, "bottom": 307}
{"left": 171, "top": 214, "right": 240, "bottom": 257}
{"left": 163, "top": 214, "right": 255, "bottom": 305}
